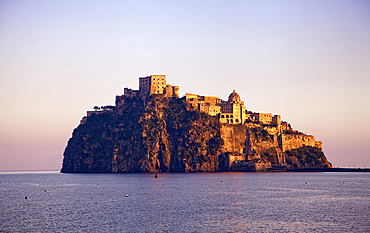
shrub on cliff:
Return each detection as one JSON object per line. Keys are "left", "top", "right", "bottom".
{"left": 62, "top": 95, "right": 224, "bottom": 173}
{"left": 248, "top": 127, "right": 271, "bottom": 142}
{"left": 285, "top": 145, "right": 331, "bottom": 168}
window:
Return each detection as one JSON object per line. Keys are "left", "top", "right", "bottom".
{"left": 226, "top": 115, "right": 229, "bottom": 118}
{"left": 231, "top": 119, "right": 233, "bottom": 123}
{"left": 221, "top": 115, "right": 224, "bottom": 118}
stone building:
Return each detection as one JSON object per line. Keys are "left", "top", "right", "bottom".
{"left": 248, "top": 112, "right": 281, "bottom": 125}
{"left": 115, "top": 75, "right": 179, "bottom": 108}
{"left": 186, "top": 90, "right": 248, "bottom": 124}
{"left": 139, "top": 75, "right": 179, "bottom": 98}
{"left": 123, "top": 88, "right": 139, "bottom": 98}
{"left": 185, "top": 93, "right": 221, "bottom": 116}
{"left": 185, "top": 89, "right": 281, "bottom": 126}
{"left": 85, "top": 75, "right": 282, "bottom": 127}
{"left": 139, "top": 75, "right": 167, "bottom": 96}
{"left": 118, "top": 75, "right": 280, "bottom": 126}
{"left": 219, "top": 90, "right": 247, "bottom": 124}
{"left": 81, "top": 105, "right": 115, "bottom": 125}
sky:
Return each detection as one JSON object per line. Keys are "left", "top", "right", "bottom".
{"left": 0, "top": 0, "right": 369, "bottom": 170}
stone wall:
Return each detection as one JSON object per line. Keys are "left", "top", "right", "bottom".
{"left": 230, "top": 160, "right": 272, "bottom": 172}
{"left": 164, "top": 85, "right": 173, "bottom": 98}
{"left": 229, "top": 154, "right": 246, "bottom": 167}
{"left": 248, "top": 112, "right": 281, "bottom": 125}
{"left": 272, "top": 115, "right": 281, "bottom": 125}
{"left": 220, "top": 124, "right": 247, "bottom": 154}
{"left": 124, "top": 88, "right": 139, "bottom": 98}
{"left": 164, "top": 85, "right": 180, "bottom": 98}
{"left": 199, "top": 103, "right": 221, "bottom": 116}
{"left": 173, "top": 86, "right": 180, "bottom": 98}
{"left": 139, "top": 75, "right": 167, "bottom": 96}
{"left": 220, "top": 122, "right": 324, "bottom": 167}
{"left": 279, "top": 134, "right": 322, "bottom": 152}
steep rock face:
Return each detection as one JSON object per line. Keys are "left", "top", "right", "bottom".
{"left": 219, "top": 123, "right": 331, "bottom": 168}
{"left": 220, "top": 125, "right": 246, "bottom": 154}
{"left": 61, "top": 96, "right": 223, "bottom": 173}
{"left": 61, "top": 96, "right": 331, "bottom": 173}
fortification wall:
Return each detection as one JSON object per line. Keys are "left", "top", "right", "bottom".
{"left": 221, "top": 122, "right": 323, "bottom": 166}
{"left": 203, "top": 96, "right": 219, "bottom": 104}
{"left": 229, "top": 154, "right": 246, "bottom": 167}
{"left": 124, "top": 88, "right": 139, "bottom": 98}
{"left": 164, "top": 85, "right": 173, "bottom": 98}
{"left": 163, "top": 85, "right": 180, "bottom": 98}
{"left": 279, "top": 134, "right": 322, "bottom": 152}
{"left": 173, "top": 86, "right": 179, "bottom": 98}
{"left": 220, "top": 124, "right": 247, "bottom": 154}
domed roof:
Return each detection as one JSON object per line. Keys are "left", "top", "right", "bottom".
{"left": 228, "top": 90, "right": 241, "bottom": 103}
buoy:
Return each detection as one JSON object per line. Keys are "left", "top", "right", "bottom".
{"left": 155, "top": 173, "right": 158, "bottom": 178}
{"left": 125, "top": 195, "right": 128, "bottom": 197}
{"left": 305, "top": 182, "right": 307, "bottom": 184}
{"left": 25, "top": 197, "right": 27, "bottom": 199}
{"left": 53, "top": 188, "right": 55, "bottom": 190}
{"left": 221, "top": 181, "right": 223, "bottom": 183}
{"left": 44, "top": 190, "right": 46, "bottom": 192}
{"left": 97, "top": 183, "right": 99, "bottom": 185}
{"left": 145, "top": 192, "right": 147, "bottom": 194}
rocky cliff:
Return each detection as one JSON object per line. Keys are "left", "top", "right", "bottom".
{"left": 61, "top": 95, "right": 331, "bottom": 173}
{"left": 220, "top": 123, "right": 331, "bottom": 169}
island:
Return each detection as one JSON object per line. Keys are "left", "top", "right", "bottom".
{"left": 61, "top": 75, "right": 332, "bottom": 173}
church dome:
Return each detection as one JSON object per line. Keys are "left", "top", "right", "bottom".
{"left": 228, "top": 90, "right": 241, "bottom": 103}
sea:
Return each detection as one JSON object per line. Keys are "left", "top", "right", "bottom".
{"left": 0, "top": 172, "right": 369, "bottom": 233}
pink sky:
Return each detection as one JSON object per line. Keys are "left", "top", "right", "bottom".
{"left": 1, "top": 0, "right": 369, "bottom": 170}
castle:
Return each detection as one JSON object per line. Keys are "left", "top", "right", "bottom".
{"left": 73, "top": 75, "right": 329, "bottom": 173}
{"left": 122, "top": 75, "right": 179, "bottom": 99}
{"left": 186, "top": 91, "right": 281, "bottom": 125}
{"left": 88, "top": 75, "right": 281, "bottom": 126}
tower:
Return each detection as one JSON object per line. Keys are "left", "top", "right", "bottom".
{"left": 220, "top": 90, "right": 246, "bottom": 124}
{"left": 139, "top": 75, "right": 167, "bottom": 97}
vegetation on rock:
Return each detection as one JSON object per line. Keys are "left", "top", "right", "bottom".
{"left": 285, "top": 145, "right": 332, "bottom": 168}
{"left": 61, "top": 96, "right": 223, "bottom": 173}
{"left": 61, "top": 95, "right": 331, "bottom": 173}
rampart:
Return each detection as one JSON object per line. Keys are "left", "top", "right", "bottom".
{"left": 279, "top": 134, "right": 322, "bottom": 152}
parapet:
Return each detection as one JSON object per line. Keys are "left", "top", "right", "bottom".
{"left": 124, "top": 88, "right": 139, "bottom": 98}
{"left": 164, "top": 85, "right": 180, "bottom": 98}
{"left": 173, "top": 86, "right": 179, "bottom": 98}
{"left": 272, "top": 115, "right": 281, "bottom": 125}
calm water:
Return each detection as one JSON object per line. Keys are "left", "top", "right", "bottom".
{"left": 0, "top": 172, "right": 369, "bottom": 232}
